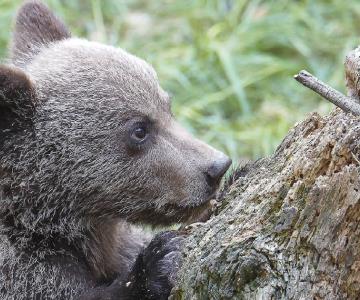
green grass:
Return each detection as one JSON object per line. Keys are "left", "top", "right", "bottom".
{"left": 1, "top": 0, "right": 360, "bottom": 161}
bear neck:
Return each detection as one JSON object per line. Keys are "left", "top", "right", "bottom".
{"left": 0, "top": 137, "right": 136, "bottom": 281}
{"left": 1, "top": 205, "right": 126, "bottom": 281}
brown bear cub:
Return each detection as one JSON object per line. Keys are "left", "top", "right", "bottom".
{"left": 0, "top": 1, "right": 231, "bottom": 299}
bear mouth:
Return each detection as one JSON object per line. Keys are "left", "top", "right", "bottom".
{"left": 165, "top": 189, "right": 218, "bottom": 222}
{"left": 181, "top": 197, "right": 217, "bottom": 225}
{"left": 127, "top": 191, "right": 218, "bottom": 226}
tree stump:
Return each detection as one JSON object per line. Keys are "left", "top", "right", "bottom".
{"left": 171, "top": 109, "right": 360, "bottom": 299}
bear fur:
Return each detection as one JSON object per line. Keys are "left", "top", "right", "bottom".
{"left": 0, "top": 1, "right": 231, "bottom": 299}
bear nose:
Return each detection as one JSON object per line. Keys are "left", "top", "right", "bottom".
{"left": 205, "top": 154, "right": 232, "bottom": 186}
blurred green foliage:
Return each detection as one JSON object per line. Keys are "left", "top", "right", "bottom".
{"left": 1, "top": 0, "right": 360, "bottom": 161}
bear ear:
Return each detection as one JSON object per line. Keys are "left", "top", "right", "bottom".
{"left": 0, "top": 65, "right": 35, "bottom": 131}
{"left": 11, "top": 0, "right": 71, "bottom": 67}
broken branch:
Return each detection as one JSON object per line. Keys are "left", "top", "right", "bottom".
{"left": 294, "top": 70, "right": 360, "bottom": 116}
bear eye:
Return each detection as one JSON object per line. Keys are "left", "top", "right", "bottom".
{"left": 130, "top": 125, "right": 148, "bottom": 143}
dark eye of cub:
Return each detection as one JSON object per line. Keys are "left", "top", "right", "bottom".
{"left": 130, "top": 125, "right": 148, "bottom": 143}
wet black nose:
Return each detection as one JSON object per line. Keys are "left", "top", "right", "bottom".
{"left": 205, "top": 155, "right": 232, "bottom": 186}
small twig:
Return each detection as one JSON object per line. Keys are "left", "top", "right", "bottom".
{"left": 294, "top": 70, "right": 360, "bottom": 116}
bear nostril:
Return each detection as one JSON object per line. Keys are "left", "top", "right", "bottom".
{"left": 205, "top": 155, "right": 232, "bottom": 186}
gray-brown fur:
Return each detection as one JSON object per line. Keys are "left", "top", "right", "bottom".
{"left": 0, "top": 1, "right": 231, "bottom": 299}
{"left": 11, "top": 0, "right": 71, "bottom": 67}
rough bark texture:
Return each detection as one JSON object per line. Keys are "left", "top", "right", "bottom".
{"left": 171, "top": 109, "right": 360, "bottom": 300}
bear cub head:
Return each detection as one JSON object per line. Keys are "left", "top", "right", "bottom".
{"left": 0, "top": 1, "right": 231, "bottom": 236}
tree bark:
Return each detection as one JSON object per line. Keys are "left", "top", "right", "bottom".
{"left": 170, "top": 109, "right": 360, "bottom": 299}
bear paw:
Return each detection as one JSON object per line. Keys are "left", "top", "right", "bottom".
{"left": 124, "top": 231, "right": 184, "bottom": 300}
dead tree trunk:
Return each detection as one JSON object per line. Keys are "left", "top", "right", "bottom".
{"left": 170, "top": 108, "right": 360, "bottom": 299}
{"left": 169, "top": 46, "right": 360, "bottom": 299}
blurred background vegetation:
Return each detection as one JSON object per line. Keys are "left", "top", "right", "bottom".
{"left": 1, "top": 0, "right": 360, "bottom": 162}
